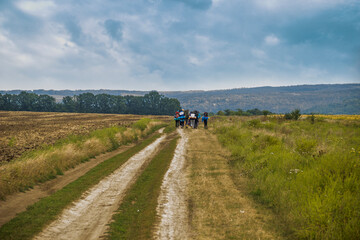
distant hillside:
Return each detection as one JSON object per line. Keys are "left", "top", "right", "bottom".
{"left": 1, "top": 84, "right": 359, "bottom": 114}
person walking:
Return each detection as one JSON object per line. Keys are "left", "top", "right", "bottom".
{"left": 174, "top": 111, "right": 180, "bottom": 128}
{"left": 189, "top": 111, "right": 196, "bottom": 128}
{"left": 202, "top": 112, "right": 209, "bottom": 129}
{"left": 179, "top": 109, "right": 185, "bottom": 128}
{"left": 184, "top": 109, "right": 189, "bottom": 127}
{"left": 194, "top": 110, "right": 200, "bottom": 129}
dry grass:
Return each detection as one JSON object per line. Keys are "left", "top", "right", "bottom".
{"left": 0, "top": 119, "right": 167, "bottom": 199}
{"left": 186, "top": 129, "right": 283, "bottom": 239}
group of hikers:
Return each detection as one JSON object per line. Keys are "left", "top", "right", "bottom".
{"left": 174, "top": 109, "right": 209, "bottom": 129}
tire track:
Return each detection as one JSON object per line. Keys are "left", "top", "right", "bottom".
{"left": 154, "top": 129, "right": 190, "bottom": 240}
{"left": 34, "top": 134, "right": 166, "bottom": 240}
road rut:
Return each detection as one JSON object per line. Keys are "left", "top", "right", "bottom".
{"left": 154, "top": 129, "right": 190, "bottom": 240}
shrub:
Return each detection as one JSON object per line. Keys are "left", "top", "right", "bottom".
{"left": 284, "top": 109, "right": 301, "bottom": 120}
{"left": 132, "top": 118, "right": 152, "bottom": 131}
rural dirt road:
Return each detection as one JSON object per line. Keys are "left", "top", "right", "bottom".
{"left": 34, "top": 134, "right": 166, "bottom": 240}
{"left": 0, "top": 143, "right": 135, "bottom": 227}
{"left": 2, "top": 127, "right": 283, "bottom": 239}
{"left": 154, "top": 129, "right": 191, "bottom": 240}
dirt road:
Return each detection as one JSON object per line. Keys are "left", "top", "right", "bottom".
{"left": 34, "top": 135, "right": 166, "bottom": 240}
{"left": 154, "top": 129, "right": 191, "bottom": 240}
{"left": 187, "top": 129, "right": 283, "bottom": 239}
{"left": 0, "top": 143, "right": 135, "bottom": 227}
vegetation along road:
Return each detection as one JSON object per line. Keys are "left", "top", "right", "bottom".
{"left": 0, "top": 112, "right": 359, "bottom": 239}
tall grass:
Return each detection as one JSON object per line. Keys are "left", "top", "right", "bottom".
{"left": 213, "top": 116, "right": 360, "bottom": 239}
{"left": 0, "top": 118, "right": 166, "bottom": 200}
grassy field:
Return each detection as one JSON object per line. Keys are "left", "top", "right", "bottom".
{"left": 0, "top": 115, "right": 169, "bottom": 199}
{"left": 213, "top": 115, "right": 360, "bottom": 239}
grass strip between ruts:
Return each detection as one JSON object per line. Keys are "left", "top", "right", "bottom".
{"left": 107, "top": 136, "right": 179, "bottom": 240}
{"left": 0, "top": 133, "right": 162, "bottom": 240}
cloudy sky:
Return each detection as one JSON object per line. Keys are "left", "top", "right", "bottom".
{"left": 0, "top": 0, "right": 359, "bottom": 91}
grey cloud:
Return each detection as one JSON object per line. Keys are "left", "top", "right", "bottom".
{"left": 104, "top": 19, "right": 124, "bottom": 41}
{"left": 64, "top": 18, "right": 84, "bottom": 45}
{"left": 1, "top": 5, "right": 43, "bottom": 37}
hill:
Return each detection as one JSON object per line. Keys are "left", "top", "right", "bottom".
{"left": 1, "top": 84, "right": 359, "bottom": 114}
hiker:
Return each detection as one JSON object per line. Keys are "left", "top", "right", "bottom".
{"left": 189, "top": 111, "right": 196, "bottom": 128}
{"left": 194, "top": 110, "right": 200, "bottom": 129}
{"left": 179, "top": 109, "right": 185, "bottom": 128}
{"left": 202, "top": 112, "right": 209, "bottom": 128}
{"left": 174, "top": 111, "right": 180, "bottom": 128}
{"left": 184, "top": 109, "right": 189, "bottom": 127}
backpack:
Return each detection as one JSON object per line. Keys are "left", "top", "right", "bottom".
{"left": 204, "top": 112, "right": 208, "bottom": 117}
{"left": 175, "top": 112, "right": 179, "bottom": 118}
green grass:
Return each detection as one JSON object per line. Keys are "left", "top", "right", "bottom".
{"left": 213, "top": 116, "right": 360, "bottom": 239}
{"left": 107, "top": 137, "right": 179, "bottom": 240}
{"left": 0, "top": 133, "right": 162, "bottom": 240}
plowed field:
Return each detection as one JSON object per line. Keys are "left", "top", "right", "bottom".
{"left": 0, "top": 111, "right": 169, "bottom": 162}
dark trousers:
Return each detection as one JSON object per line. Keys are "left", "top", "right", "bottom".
{"left": 204, "top": 120, "right": 208, "bottom": 128}
{"left": 175, "top": 120, "right": 180, "bottom": 128}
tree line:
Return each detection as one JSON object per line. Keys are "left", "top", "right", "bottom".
{"left": 0, "top": 91, "right": 180, "bottom": 115}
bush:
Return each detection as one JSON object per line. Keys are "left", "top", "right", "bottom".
{"left": 132, "top": 118, "right": 151, "bottom": 131}
{"left": 284, "top": 109, "right": 301, "bottom": 120}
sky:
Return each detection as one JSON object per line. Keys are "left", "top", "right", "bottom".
{"left": 0, "top": 0, "right": 359, "bottom": 91}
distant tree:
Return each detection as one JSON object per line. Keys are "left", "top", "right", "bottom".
{"left": 114, "top": 96, "right": 127, "bottom": 114}
{"left": 125, "top": 95, "right": 143, "bottom": 114}
{"left": 35, "top": 94, "right": 56, "bottom": 112}
{"left": 143, "top": 91, "right": 162, "bottom": 115}
{"left": 217, "top": 110, "right": 225, "bottom": 116}
{"left": 246, "top": 108, "right": 263, "bottom": 115}
{"left": 77, "top": 93, "right": 96, "bottom": 113}
{"left": 0, "top": 91, "right": 179, "bottom": 115}
{"left": 291, "top": 109, "right": 301, "bottom": 120}
{"left": 284, "top": 109, "right": 301, "bottom": 120}
{"left": 262, "top": 110, "right": 271, "bottom": 116}
{"left": 224, "top": 109, "right": 232, "bottom": 116}
{"left": 236, "top": 109, "right": 244, "bottom": 116}
{"left": 62, "top": 96, "right": 76, "bottom": 112}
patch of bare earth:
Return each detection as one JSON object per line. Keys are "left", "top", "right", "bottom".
{"left": 154, "top": 129, "right": 190, "bottom": 240}
{"left": 34, "top": 135, "right": 167, "bottom": 240}
{"left": 0, "top": 143, "right": 135, "bottom": 227}
{"left": 187, "top": 129, "right": 284, "bottom": 239}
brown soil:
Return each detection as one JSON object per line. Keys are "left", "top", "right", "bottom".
{"left": 0, "top": 143, "right": 136, "bottom": 227}
{"left": 187, "top": 128, "right": 284, "bottom": 239}
{"left": 0, "top": 111, "right": 170, "bottom": 162}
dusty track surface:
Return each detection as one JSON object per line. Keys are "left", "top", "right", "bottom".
{"left": 34, "top": 135, "right": 166, "bottom": 240}
{"left": 0, "top": 143, "right": 135, "bottom": 227}
{"left": 154, "top": 129, "right": 191, "bottom": 240}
